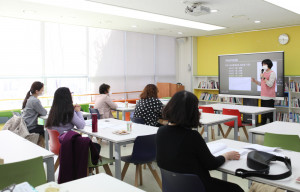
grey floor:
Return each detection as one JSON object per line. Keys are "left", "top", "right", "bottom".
{"left": 52, "top": 124, "right": 265, "bottom": 192}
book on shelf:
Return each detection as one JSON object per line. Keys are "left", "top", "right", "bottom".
{"left": 198, "top": 80, "right": 219, "bottom": 89}
{"left": 292, "top": 113, "right": 300, "bottom": 123}
{"left": 284, "top": 82, "right": 289, "bottom": 92}
{"left": 274, "top": 97, "right": 288, "bottom": 107}
{"left": 199, "top": 92, "right": 219, "bottom": 101}
{"left": 220, "top": 97, "right": 242, "bottom": 104}
{"left": 291, "top": 97, "right": 300, "bottom": 107}
{"left": 276, "top": 112, "right": 289, "bottom": 122}
{"left": 290, "top": 81, "right": 300, "bottom": 92}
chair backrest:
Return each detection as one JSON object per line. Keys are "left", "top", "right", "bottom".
{"left": 89, "top": 108, "right": 101, "bottom": 119}
{"left": 198, "top": 106, "right": 215, "bottom": 114}
{"left": 222, "top": 108, "right": 243, "bottom": 127}
{"left": 160, "top": 168, "right": 206, "bottom": 192}
{"left": 46, "top": 128, "right": 61, "bottom": 155}
{"left": 264, "top": 133, "right": 300, "bottom": 152}
{"left": 131, "top": 134, "right": 156, "bottom": 162}
{"left": 131, "top": 117, "right": 146, "bottom": 124}
{"left": 0, "top": 156, "right": 46, "bottom": 189}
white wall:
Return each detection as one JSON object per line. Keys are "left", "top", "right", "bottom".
{"left": 175, "top": 37, "right": 196, "bottom": 92}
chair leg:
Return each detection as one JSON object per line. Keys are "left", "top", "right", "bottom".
{"left": 211, "top": 127, "right": 215, "bottom": 140}
{"left": 224, "top": 127, "right": 232, "bottom": 138}
{"left": 95, "top": 167, "right": 99, "bottom": 174}
{"left": 147, "top": 163, "right": 162, "bottom": 189}
{"left": 200, "top": 127, "right": 204, "bottom": 135}
{"left": 103, "top": 164, "right": 113, "bottom": 176}
{"left": 139, "top": 164, "right": 143, "bottom": 185}
{"left": 242, "top": 126, "right": 249, "bottom": 141}
{"left": 121, "top": 162, "right": 130, "bottom": 180}
{"left": 143, "top": 164, "right": 146, "bottom": 169}
{"left": 54, "top": 156, "right": 60, "bottom": 172}
{"left": 135, "top": 165, "right": 139, "bottom": 187}
{"left": 218, "top": 124, "right": 225, "bottom": 137}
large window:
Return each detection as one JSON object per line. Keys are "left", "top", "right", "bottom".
{"left": 0, "top": 17, "right": 176, "bottom": 110}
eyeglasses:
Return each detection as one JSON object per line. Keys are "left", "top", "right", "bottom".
{"left": 1, "top": 184, "right": 16, "bottom": 192}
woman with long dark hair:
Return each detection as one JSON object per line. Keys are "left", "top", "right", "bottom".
{"left": 156, "top": 91, "right": 244, "bottom": 192}
{"left": 133, "top": 84, "right": 163, "bottom": 126}
{"left": 46, "top": 87, "right": 100, "bottom": 153}
{"left": 46, "top": 87, "right": 85, "bottom": 134}
{"left": 22, "top": 81, "right": 47, "bottom": 135}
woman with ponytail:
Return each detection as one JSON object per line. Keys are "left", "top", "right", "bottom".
{"left": 22, "top": 81, "right": 47, "bottom": 136}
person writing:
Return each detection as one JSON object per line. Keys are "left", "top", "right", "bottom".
{"left": 251, "top": 59, "right": 276, "bottom": 125}
{"left": 156, "top": 91, "right": 243, "bottom": 192}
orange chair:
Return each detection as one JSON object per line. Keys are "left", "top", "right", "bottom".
{"left": 47, "top": 129, "right": 61, "bottom": 172}
{"left": 222, "top": 108, "right": 249, "bottom": 141}
{"left": 198, "top": 107, "right": 225, "bottom": 140}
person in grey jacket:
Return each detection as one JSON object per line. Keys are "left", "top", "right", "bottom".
{"left": 22, "top": 81, "right": 47, "bottom": 136}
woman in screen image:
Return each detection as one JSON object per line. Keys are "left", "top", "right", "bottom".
{"left": 156, "top": 91, "right": 244, "bottom": 192}
{"left": 251, "top": 59, "right": 276, "bottom": 125}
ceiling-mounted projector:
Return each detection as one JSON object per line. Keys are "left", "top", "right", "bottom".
{"left": 185, "top": 2, "right": 211, "bottom": 16}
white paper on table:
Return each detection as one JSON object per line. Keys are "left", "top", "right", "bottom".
{"left": 243, "top": 144, "right": 279, "bottom": 152}
{"left": 207, "top": 142, "right": 248, "bottom": 157}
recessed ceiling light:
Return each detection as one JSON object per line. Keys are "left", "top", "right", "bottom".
{"left": 264, "top": 0, "right": 300, "bottom": 14}
{"left": 210, "top": 9, "right": 218, "bottom": 13}
{"left": 131, "top": 25, "right": 137, "bottom": 28}
{"left": 254, "top": 20, "right": 261, "bottom": 23}
{"left": 24, "top": 0, "right": 225, "bottom": 31}
{"left": 178, "top": 32, "right": 183, "bottom": 35}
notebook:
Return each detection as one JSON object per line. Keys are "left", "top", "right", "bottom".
{"left": 207, "top": 142, "right": 248, "bottom": 157}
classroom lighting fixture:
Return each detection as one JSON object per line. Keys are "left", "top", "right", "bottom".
{"left": 264, "top": 0, "right": 300, "bottom": 14}
{"left": 210, "top": 9, "right": 218, "bottom": 13}
{"left": 178, "top": 32, "right": 183, "bottom": 35}
{"left": 23, "top": 0, "right": 225, "bottom": 31}
{"left": 254, "top": 20, "right": 261, "bottom": 23}
{"left": 131, "top": 25, "right": 137, "bottom": 28}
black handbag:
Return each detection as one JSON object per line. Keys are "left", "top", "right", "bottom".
{"left": 235, "top": 151, "right": 292, "bottom": 180}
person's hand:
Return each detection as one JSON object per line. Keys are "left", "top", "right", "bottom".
{"left": 74, "top": 104, "right": 81, "bottom": 112}
{"left": 223, "top": 151, "right": 240, "bottom": 160}
{"left": 251, "top": 78, "right": 255, "bottom": 82}
{"left": 260, "top": 73, "right": 264, "bottom": 79}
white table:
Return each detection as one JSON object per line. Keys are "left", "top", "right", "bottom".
{"left": 114, "top": 102, "right": 136, "bottom": 120}
{"left": 202, "top": 104, "right": 276, "bottom": 127}
{"left": 39, "top": 111, "right": 91, "bottom": 150}
{"left": 249, "top": 121, "right": 300, "bottom": 143}
{"left": 0, "top": 130, "right": 55, "bottom": 182}
{"left": 210, "top": 139, "right": 300, "bottom": 192}
{"left": 76, "top": 118, "right": 158, "bottom": 180}
{"left": 36, "top": 173, "right": 145, "bottom": 192}
{"left": 159, "top": 99, "right": 169, "bottom": 106}
{"left": 200, "top": 113, "right": 238, "bottom": 142}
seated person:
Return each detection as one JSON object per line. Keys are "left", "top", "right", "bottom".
{"left": 22, "top": 81, "right": 47, "bottom": 136}
{"left": 94, "top": 83, "right": 117, "bottom": 119}
{"left": 46, "top": 87, "right": 100, "bottom": 153}
{"left": 133, "top": 84, "right": 163, "bottom": 126}
{"left": 156, "top": 90, "right": 244, "bottom": 192}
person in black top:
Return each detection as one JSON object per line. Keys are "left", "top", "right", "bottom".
{"left": 156, "top": 91, "right": 244, "bottom": 192}
{"left": 133, "top": 84, "right": 163, "bottom": 126}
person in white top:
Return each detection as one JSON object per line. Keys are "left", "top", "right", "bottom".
{"left": 252, "top": 59, "right": 276, "bottom": 125}
{"left": 94, "top": 84, "right": 117, "bottom": 119}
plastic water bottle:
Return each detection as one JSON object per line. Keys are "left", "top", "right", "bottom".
{"left": 289, "top": 112, "right": 293, "bottom": 122}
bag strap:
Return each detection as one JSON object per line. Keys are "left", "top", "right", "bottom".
{"left": 235, "top": 156, "right": 292, "bottom": 180}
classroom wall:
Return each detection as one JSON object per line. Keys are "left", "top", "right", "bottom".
{"left": 197, "top": 25, "right": 300, "bottom": 76}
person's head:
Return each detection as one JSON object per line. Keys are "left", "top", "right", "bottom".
{"left": 140, "top": 84, "right": 159, "bottom": 99}
{"left": 45, "top": 87, "right": 74, "bottom": 127}
{"left": 22, "top": 81, "right": 44, "bottom": 109}
{"left": 163, "top": 91, "right": 200, "bottom": 128}
{"left": 262, "top": 59, "right": 273, "bottom": 69}
{"left": 99, "top": 83, "right": 110, "bottom": 94}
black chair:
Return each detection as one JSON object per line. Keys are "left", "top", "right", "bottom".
{"left": 89, "top": 108, "right": 101, "bottom": 119}
{"left": 160, "top": 168, "right": 206, "bottom": 192}
{"left": 121, "top": 134, "right": 162, "bottom": 189}
{"left": 131, "top": 117, "right": 146, "bottom": 124}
